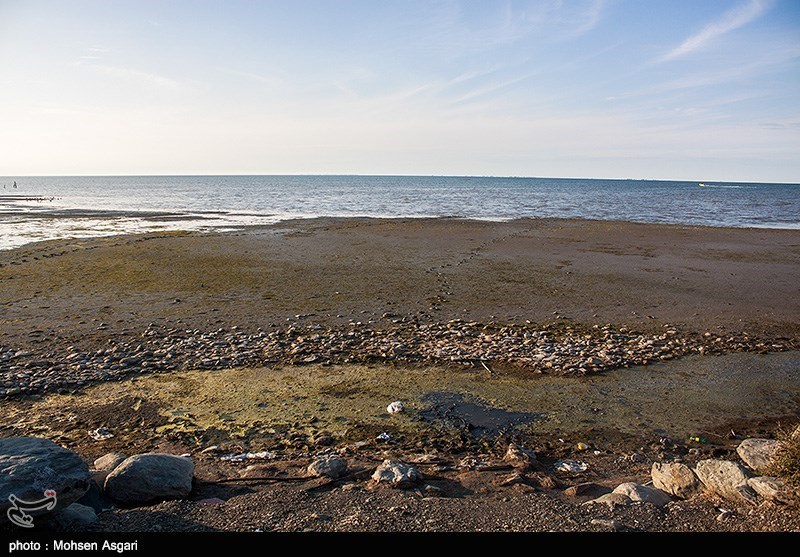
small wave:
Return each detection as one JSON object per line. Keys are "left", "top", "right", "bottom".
{"left": 698, "top": 184, "right": 746, "bottom": 189}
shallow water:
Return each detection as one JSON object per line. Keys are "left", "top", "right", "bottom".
{"left": 2, "top": 175, "right": 799, "bottom": 249}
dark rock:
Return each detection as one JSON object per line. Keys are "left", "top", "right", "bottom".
{"left": 564, "top": 482, "right": 611, "bottom": 498}
{"left": 53, "top": 503, "right": 98, "bottom": 528}
{"left": 104, "top": 454, "right": 194, "bottom": 505}
{"left": 0, "top": 437, "right": 91, "bottom": 521}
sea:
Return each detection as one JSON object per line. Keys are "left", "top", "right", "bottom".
{"left": 1, "top": 175, "right": 798, "bottom": 250}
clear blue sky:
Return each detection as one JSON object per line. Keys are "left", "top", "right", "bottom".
{"left": 1, "top": 0, "right": 798, "bottom": 181}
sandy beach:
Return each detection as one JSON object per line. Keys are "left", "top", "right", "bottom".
{"left": 1, "top": 217, "right": 799, "bottom": 532}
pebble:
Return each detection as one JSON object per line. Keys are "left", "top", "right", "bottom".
{"left": 0, "top": 321, "right": 792, "bottom": 398}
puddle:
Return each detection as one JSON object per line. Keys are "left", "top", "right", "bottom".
{"left": 419, "top": 392, "right": 540, "bottom": 438}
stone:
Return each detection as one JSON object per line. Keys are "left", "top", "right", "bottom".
{"left": 93, "top": 453, "right": 127, "bottom": 472}
{"left": 590, "top": 518, "right": 625, "bottom": 531}
{"left": 497, "top": 472, "right": 527, "bottom": 487}
{"left": 75, "top": 478, "right": 115, "bottom": 513}
{"left": 651, "top": 462, "right": 703, "bottom": 499}
{"left": 104, "top": 453, "right": 195, "bottom": 504}
{"left": 694, "top": 459, "right": 759, "bottom": 505}
{"left": 307, "top": 455, "right": 348, "bottom": 479}
{"left": 0, "top": 437, "right": 91, "bottom": 521}
{"left": 423, "top": 484, "right": 444, "bottom": 497}
{"left": 371, "top": 460, "right": 421, "bottom": 488}
{"left": 53, "top": 503, "right": 98, "bottom": 528}
{"left": 612, "top": 482, "right": 672, "bottom": 507}
{"left": 527, "top": 473, "right": 559, "bottom": 490}
{"left": 196, "top": 498, "right": 226, "bottom": 505}
{"left": 503, "top": 443, "right": 537, "bottom": 470}
{"left": 584, "top": 492, "right": 631, "bottom": 508}
{"left": 386, "top": 401, "right": 405, "bottom": 414}
{"left": 736, "top": 439, "right": 782, "bottom": 473}
{"left": 717, "top": 509, "right": 735, "bottom": 522}
{"left": 564, "top": 482, "right": 611, "bottom": 498}
{"left": 747, "top": 476, "right": 795, "bottom": 505}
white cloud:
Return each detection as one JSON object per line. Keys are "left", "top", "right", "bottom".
{"left": 662, "top": 0, "right": 774, "bottom": 61}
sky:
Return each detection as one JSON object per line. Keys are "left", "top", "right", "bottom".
{"left": 0, "top": 0, "right": 798, "bottom": 182}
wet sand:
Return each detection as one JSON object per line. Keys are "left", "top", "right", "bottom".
{"left": 1, "top": 217, "right": 799, "bottom": 353}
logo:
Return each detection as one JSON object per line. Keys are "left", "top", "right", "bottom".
{"left": 6, "top": 490, "right": 57, "bottom": 528}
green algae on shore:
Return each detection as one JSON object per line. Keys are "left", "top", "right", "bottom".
{"left": 1, "top": 352, "right": 798, "bottom": 459}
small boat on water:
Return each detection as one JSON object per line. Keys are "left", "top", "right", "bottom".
{"left": 698, "top": 183, "right": 706, "bottom": 187}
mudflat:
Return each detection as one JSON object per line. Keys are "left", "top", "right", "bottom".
{"left": 1, "top": 217, "right": 799, "bottom": 348}
{"left": 1, "top": 217, "right": 799, "bottom": 532}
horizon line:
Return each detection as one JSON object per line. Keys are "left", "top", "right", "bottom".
{"left": 2, "top": 173, "right": 799, "bottom": 186}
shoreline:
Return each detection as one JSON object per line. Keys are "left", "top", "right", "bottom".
{"left": 1, "top": 216, "right": 799, "bottom": 532}
{"left": 2, "top": 213, "right": 800, "bottom": 253}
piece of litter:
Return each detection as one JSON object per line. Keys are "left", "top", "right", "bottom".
{"left": 376, "top": 432, "right": 392, "bottom": 442}
{"left": 554, "top": 459, "right": 589, "bottom": 473}
{"left": 221, "top": 451, "right": 277, "bottom": 462}
{"left": 88, "top": 427, "right": 114, "bottom": 441}
{"left": 387, "top": 401, "right": 405, "bottom": 415}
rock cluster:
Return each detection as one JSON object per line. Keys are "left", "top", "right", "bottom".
{"left": 584, "top": 436, "right": 796, "bottom": 509}
{"left": 1, "top": 436, "right": 197, "bottom": 528}
{"left": 2, "top": 321, "right": 791, "bottom": 398}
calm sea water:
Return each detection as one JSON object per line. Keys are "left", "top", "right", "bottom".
{"left": 1, "top": 175, "right": 798, "bottom": 250}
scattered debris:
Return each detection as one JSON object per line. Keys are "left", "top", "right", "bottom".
{"left": 88, "top": 427, "right": 114, "bottom": 441}
{"left": 221, "top": 451, "right": 276, "bottom": 462}
{"left": 554, "top": 460, "right": 588, "bottom": 473}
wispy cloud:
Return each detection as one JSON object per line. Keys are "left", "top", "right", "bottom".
{"left": 661, "top": 0, "right": 774, "bottom": 61}
{"left": 448, "top": 73, "right": 534, "bottom": 105}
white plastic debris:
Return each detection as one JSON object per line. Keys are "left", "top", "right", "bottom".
{"left": 88, "top": 427, "right": 115, "bottom": 441}
{"left": 386, "top": 401, "right": 405, "bottom": 415}
{"left": 220, "top": 451, "right": 277, "bottom": 462}
{"left": 376, "top": 432, "right": 392, "bottom": 442}
{"left": 554, "top": 459, "right": 589, "bottom": 473}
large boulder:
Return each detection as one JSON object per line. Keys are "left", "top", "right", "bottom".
{"left": 371, "top": 460, "right": 421, "bottom": 488}
{"left": 736, "top": 439, "right": 782, "bottom": 473}
{"left": 612, "top": 482, "right": 672, "bottom": 507}
{"left": 104, "top": 454, "right": 194, "bottom": 505}
{"left": 651, "top": 462, "right": 703, "bottom": 499}
{"left": 0, "top": 437, "right": 91, "bottom": 521}
{"left": 694, "top": 459, "right": 759, "bottom": 505}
